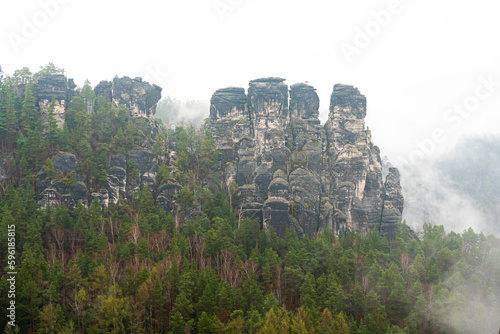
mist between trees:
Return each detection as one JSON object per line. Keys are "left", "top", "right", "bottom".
{"left": 1, "top": 64, "right": 499, "bottom": 334}
{"left": 155, "top": 96, "right": 209, "bottom": 129}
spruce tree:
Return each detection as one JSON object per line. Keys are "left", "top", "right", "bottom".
{"left": 20, "top": 83, "right": 38, "bottom": 132}
{"left": 45, "top": 98, "right": 60, "bottom": 150}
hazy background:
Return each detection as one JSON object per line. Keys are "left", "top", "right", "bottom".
{"left": 1, "top": 0, "right": 499, "bottom": 234}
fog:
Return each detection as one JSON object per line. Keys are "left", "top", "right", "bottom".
{"left": 400, "top": 160, "right": 494, "bottom": 236}
{"left": 394, "top": 134, "right": 500, "bottom": 237}
{"left": 1, "top": 1, "right": 499, "bottom": 228}
{"left": 1, "top": 1, "right": 500, "bottom": 332}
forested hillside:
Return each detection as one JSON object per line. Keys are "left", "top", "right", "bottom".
{"left": 0, "top": 67, "right": 499, "bottom": 333}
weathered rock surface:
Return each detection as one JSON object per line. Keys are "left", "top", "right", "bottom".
{"left": 125, "top": 149, "right": 159, "bottom": 199}
{"left": 100, "top": 77, "right": 162, "bottom": 118}
{"left": 0, "top": 74, "right": 163, "bottom": 211}
{"left": 33, "top": 74, "right": 76, "bottom": 128}
{"left": 0, "top": 154, "right": 16, "bottom": 186}
{"left": 35, "top": 149, "right": 162, "bottom": 210}
{"left": 37, "top": 153, "right": 89, "bottom": 209}
{"left": 94, "top": 80, "right": 113, "bottom": 102}
{"left": 209, "top": 78, "right": 404, "bottom": 237}
{"left": 33, "top": 74, "right": 161, "bottom": 131}
{"left": 20, "top": 73, "right": 402, "bottom": 237}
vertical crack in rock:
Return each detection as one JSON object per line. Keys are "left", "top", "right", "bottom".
{"left": 33, "top": 74, "right": 76, "bottom": 129}
{"left": 95, "top": 76, "right": 162, "bottom": 118}
{"left": 28, "top": 73, "right": 403, "bottom": 238}
{"left": 33, "top": 75, "right": 163, "bottom": 210}
{"left": 209, "top": 79, "right": 404, "bottom": 237}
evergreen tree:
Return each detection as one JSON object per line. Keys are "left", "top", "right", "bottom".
{"left": 81, "top": 79, "right": 96, "bottom": 113}
{"left": 45, "top": 158, "right": 56, "bottom": 179}
{"left": 45, "top": 98, "right": 60, "bottom": 150}
{"left": 20, "top": 83, "right": 38, "bottom": 132}
{"left": 170, "top": 311, "right": 186, "bottom": 334}
{"left": 0, "top": 84, "right": 18, "bottom": 146}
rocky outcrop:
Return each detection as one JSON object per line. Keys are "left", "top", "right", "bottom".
{"left": 94, "top": 77, "right": 162, "bottom": 118}
{"left": 125, "top": 149, "right": 159, "bottom": 199}
{"left": 380, "top": 167, "right": 405, "bottom": 234}
{"left": 37, "top": 153, "right": 88, "bottom": 209}
{"left": 33, "top": 74, "right": 76, "bottom": 128}
{"left": 323, "top": 84, "right": 384, "bottom": 234}
{"left": 0, "top": 154, "right": 16, "bottom": 186}
{"left": 32, "top": 75, "right": 161, "bottom": 130}
{"left": 36, "top": 149, "right": 162, "bottom": 210}
{"left": 25, "top": 73, "right": 402, "bottom": 238}
{"left": 30, "top": 74, "right": 164, "bottom": 210}
{"left": 94, "top": 80, "right": 113, "bottom": 103}
{"left": 209, "top": 78, "right": 404, "bottom": 237}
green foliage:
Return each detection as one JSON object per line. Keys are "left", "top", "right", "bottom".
{"left": 0, "top": 180, "right": 499, "bottom": 333}
{"left": 157, "top": 164, "right": 171, "bottom": 185}
{"left": 44, "top": 158, "right": 56, "bottom": 179}
{"left": 20, "top": 83, "right": 38, "bottom": 132}
{"left": 33, "top": 62, "right": 65, "bottom": 81}
{"left": 0, "top": 71, "right": 498, "bottom": 333}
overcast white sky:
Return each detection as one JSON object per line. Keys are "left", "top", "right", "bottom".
{"left": 1, "top": 0, "right": 499, "bottom": 166}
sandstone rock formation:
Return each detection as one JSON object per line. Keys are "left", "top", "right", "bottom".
{"left": 33, "top": 74, "right": 162, "bottom": 130}
{"left": 95, "top": 77, "right": 162, "bottom": 118}
{"left": 25, "top": 73, "right": 402, "bottom": 238}
{"left": 32, "top": 75, "right": 164, "bottom": 210}
{"left": 37, "top": 153, "right": 88, "bottom": 209}
{"left": 33, "top": 74, "right": 76, "bottom": 128}
{"left": 209, "top": 78, "right": 404, "bottom": 237}
{"left": 36, "top": 148, "right": 164, "bottom": 211}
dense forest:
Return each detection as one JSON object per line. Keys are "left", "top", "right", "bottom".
{"left": 0, "top": 66, "right": 499, "bottom": 333}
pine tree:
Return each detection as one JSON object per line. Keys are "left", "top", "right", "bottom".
{"left": 300, "top": 273, "right": 317, "bottom": 313}
{"left": 112, "top": 127, "right": 127, "bottom": 154}
{"left": 37, "top": 303, "right": 64, "bottom": 334}
{"left": 197, "top": 311, "right": 214, "bottom": 334}
{"left": 81, "top": 79, "right": 96, "bottom": 113}
{"left": 319, "top": 308, "right": 335, "bottom": 334}
{"left": 325, "top": 277, "right": 347, "bottom": 315}
{"left": 45, "top": 158, "right": 56, "bottom": 179}
{"left": 332, "top": 312, "right": 350, "bottom": 334}
{"left": 0, "top": 84, "right": 18, "bottom": 146}
{"left": 45, "top": 98, "right": 60, "bottom": 150}
{"left": 258, "top": 309, "right": 279, "bottom": 334}
{"left": 20, "top": 83, "right": 38, "bottom": 132}
{"left": 290, "top": 307, "right": 315, "bottom": 334}
{"left": 169, "top": 311, "right": 186, "bottom": 334}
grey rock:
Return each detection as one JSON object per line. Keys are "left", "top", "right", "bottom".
{"left": 94, "top": 80, "right": 113, "bottom": 102}
{"left": 112, "top": 76, "right": 162, "bottom": 118}
{"left": 209, "top": 79, "right": 404, "bottom": 237}
{"left": 126, "top": 149, "right": 159, "bottom": 198}
{"left": 0, "top": 154, "right": 15, "bottom": 185}
{"left": 380, "top": 167, "right": 405, "bottom": 236}
{"left": 156, "top": 181, "right": 182, "bottom": 214}
{"left": 33, "top": 74, "right": 75, "bottom": 102}
{"left": 33, "top": 74, "right": 76, "bottom": 128}
{"left": 51, "top": 153, "right": 79, "bottom": 173}
{"left": 290, "top": 83, "right": 319, "bottom": 120}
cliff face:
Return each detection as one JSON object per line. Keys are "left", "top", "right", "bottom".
{"left": 32, "top": 75, "right": 166, "bottom": 211}
{"left": 33, "top": 74, "right": 76, "bottom": 128}
{"left": 33, "top": 75, "right": 162, "bottom": 127}
{"left": 209, "top": 78, "right": 403, "bottom": 237}
{"left": 95, "top": 76, "right": 162, "bottom": 118}
{"left": 22, "top": 74, "right": 402, "bottom": 237}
